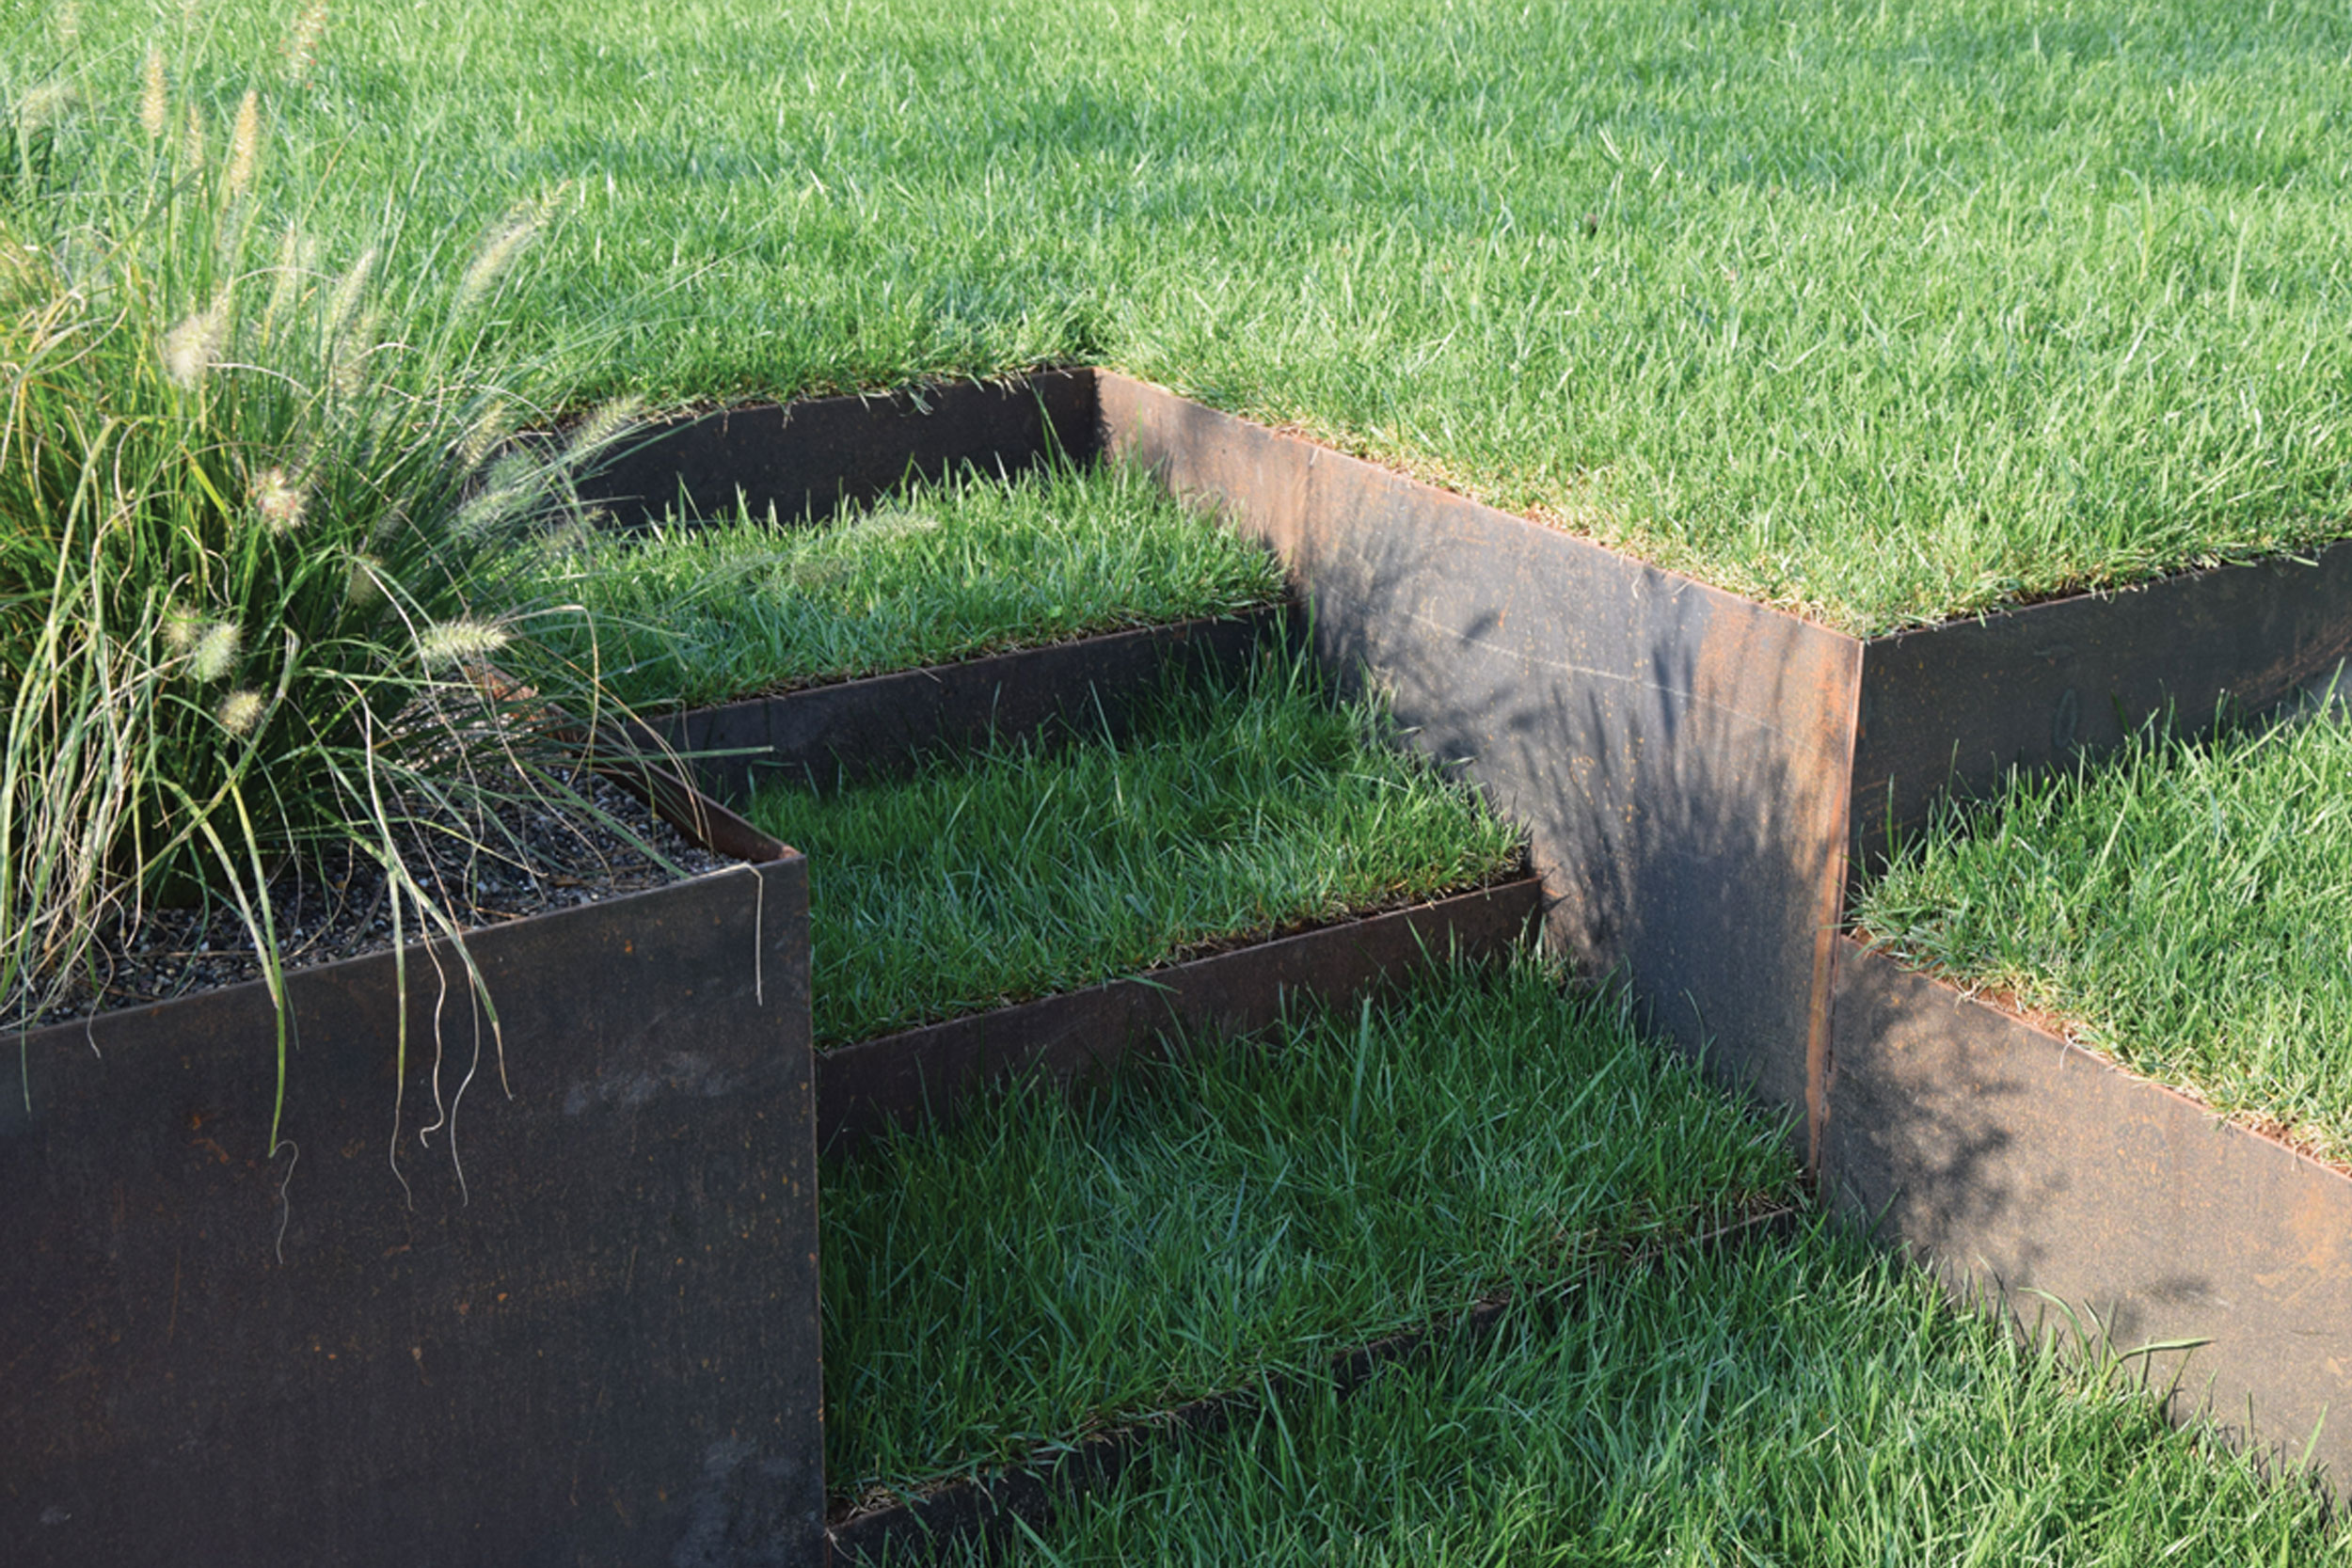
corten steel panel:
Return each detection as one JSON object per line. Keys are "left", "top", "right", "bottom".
{"left": 578, "top": 370, "right": 1100, "bottom": 529}
{"left": 1824, "top": 939, "right": 2352, "bottom": 1488}
{"left": 1, "top": 858, "right": 827, "bottom": 1568}
{"left": 1851, "top": 540, "right": 2352, "bottom": 868}
{"left": 1096, "top": 372, "right": 1863, "bottom": 1139}
{"left": 817, "top": 879, "right": 1542, "bottom": 1157}
{"left": 656, "top": 607, "right": 1291, "bottom": 803}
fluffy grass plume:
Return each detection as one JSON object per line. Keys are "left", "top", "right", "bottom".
{"left": 0, "top": 31, "right": 642, "bottom": 1160}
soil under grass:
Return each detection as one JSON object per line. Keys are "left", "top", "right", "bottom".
{"left": 41, "top": 1, "right": 2352, "bottom": 630}
{"left": 505, "top": 456, "right": 1283, "bottom": 711}
{"left": 911, "top": 1224, "right": 2349, "bottom": 1565}
{"left": 1851, "top": 698, "right": 2352, "bottom": 1164}
{"left": 745, "top": 649, "right": 1525, "bottom": 1047}
{"left": 819, "top": 952, "right": 1800, "bottom": 1499}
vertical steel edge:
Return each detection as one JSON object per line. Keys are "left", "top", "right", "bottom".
{"left": 1824, "top": 937, "right": 2352, "bottom": 1487}
{"left": 1095, "top": 371, "right": 1864, "bottom": 1138}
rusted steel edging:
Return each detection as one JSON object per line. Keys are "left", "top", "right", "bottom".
{"left": 578, "top": 369, "right": 1100, "bottom": 529}
{"left": 816, "top": 878, "right": 1542, "bottom": 1157}
{"left": 1822, "top": 937, "right": 2352, "bottom": 1487}
{"left": 1094, "top": 371, "right": 1863, "bottom": 1145}
{"left": 651, "top": 605, "right": 1293, "bottom": 803}
{"left": 827, "top": 1202, "right": 1799, "bottom": 1567}
{"left": 1850, "top": 542, "right": 2352, "bottom": 873}
{"left": 2, "top": 825, "right": 826, "bottom": 1564}
{"left": 565, "top": 366, "right": 2352, "bottom": 1505}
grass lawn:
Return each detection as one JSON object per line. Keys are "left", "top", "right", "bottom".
{"left": 918, "top": 1224, "right": 2350, "bottom": 1565}
{"left": 745, "top": 647, "right": 1523, "bottom": 1046}
{"left": 1851, "top": 698, "right": 2352, "bottom": 1165}
{"left": 30, "top": 0, "right": 2352, "bottom": 631}
{"left": 820, "top": 953, "right": 1800, "bottom": 1497}
{"left": 501, "top": 453, "right": 1282, "bottom": 711}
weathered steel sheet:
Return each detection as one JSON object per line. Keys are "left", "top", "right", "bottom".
{"left": 1097, "top": 372, "right": 1863, "bottom": 1144}
{"left": 1, "top": 857, "right": 826, "bottom": 1566}
{"left": 578, "top": 370, "right": 1101, "bottom": 529}
{"left": 1824, "top": 939, "right": 2352, "bottom": 1487}
{"left": 816, "top": 879, "right": 1542, "bottom": 1157}
{"left": 1851, "top": 541, "right": 2352, "bottom": 866}
{"left": 654, "top": 607, "right": 1290, "bottom": 803}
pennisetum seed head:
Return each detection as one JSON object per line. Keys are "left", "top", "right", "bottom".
{"left": 459, "top": 398, "right": 513, "bottom": 471}
{"left": 162, "top": 291, "right": 230, "bottom": 388}
{"left": 343, "top": 552, "right": 387, "bottom": 614}
{"left": 139, "top": 47, "right": 168, "bottom": 139}
{"left": 560, "top": 395, "right": 643, "bottom": 466}
{"left": 225, "top": 89, "right": 261, "bottom": 201}
{"left": 15, "top": 84, "right": 77, "bottom": 135}
{"left": 189, "top": 620, "right": 242, "bottom": 682}
{"left": 323, "top": 245, "right": 373, "bottom": 345}
{"left": 416, "top": 618, "right": 513, "bottom": 671}
{"left": 287, "top": 3, "right": 328, "bottom": 87}
{"left": 254, "top": 467, "right": 306, "bottom": 535}
{"left": 215, "top": 689, "right": 265, "bottom": 736}
{"left": 182, "top": 100, "right": 205, "bottom": 176}
{"left": 455, "top": 199, "right": 547, "bottom": 314}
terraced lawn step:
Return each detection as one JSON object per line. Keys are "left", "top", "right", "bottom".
{"left": 747, "top": 645, "right": 1526, "bottom": 1053}
{"left": 817, "top": 877, "right": 1540, "bottom": 1155}
{"left": 828, "top": 1201, "right": 1797, "bottom": 1565}
{"left": 817, "top": 955, "right": 1802, "bottom": 1536}
{"left": 910, "top": 1224, "right": 2347, "bottom": 1565}
{"left": 655, "top": 605, "right": 1290, "bottom": 802}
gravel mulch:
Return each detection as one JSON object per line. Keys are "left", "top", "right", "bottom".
{"left": 6, "top": 773, "right": 733, "bottom": 1033}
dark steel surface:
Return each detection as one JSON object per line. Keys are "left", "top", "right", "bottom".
{"left": 1824, "top": 939, "right": 2352, "bottom": 1490}
{"left": 817, "top": 878, "right": 1542, "bottom": 1157}
{"left": 1851, "top": 540, "right": 2352, "bottom": 868}
{"left": 605, "top": 754, "right": 796, "bottom": 860}
{"left": 656, "top": 607, "right": 1290, "bottom": 804}
{"left": 578, "top": 370, "right": 1100, "bottom": 529}
{"left": 1098, "top": 372, "right": 1864, "bottom": 1145}
{"left": 1, "top": 859, "right": 826, "bottom": 1567}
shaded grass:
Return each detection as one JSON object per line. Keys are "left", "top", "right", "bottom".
{"left": 505, "top": 455, "right": 1283, "bottom": 711}
{"left": 820, "top": 952, "right": 1799, "bottom": 1497}
{"left": 45, "top": 0, "right": 2352, "bottom": 629}
{"left": 1851, "top": 698, "right": 2352, "bottom": 1164}
{"left": 920, "top": 1223, "right": 2349, "bottom": 1564}
{"left": 746, "top": 650, "right": 1524, "bottom": 1047}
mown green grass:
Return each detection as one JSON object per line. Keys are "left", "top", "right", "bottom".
{"left": 821, "top": 954, "right": 1799, "bottom": 1497}
{"left": 504, "top": 455, "right": 1282, "bottom": 711}
{"left": 902, "top": 1225, "right": 2348, "bottom": 1565}
{"left": 1851, "top": 698, "right": 2352, "bottom": 1164}
{"left": 38, "top": 0, "right": 2352, "bottom": 630}
{"left": 746, "top": 650, "right": 1523, "bottom": 1046}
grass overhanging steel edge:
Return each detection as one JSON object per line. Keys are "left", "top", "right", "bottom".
{"left": 825, "top": 1200, "right": 1801, "bottom": 1567}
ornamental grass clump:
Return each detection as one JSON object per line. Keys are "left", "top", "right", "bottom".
{"left": 0, "top": 44, "right": 640, "bottom": 1146}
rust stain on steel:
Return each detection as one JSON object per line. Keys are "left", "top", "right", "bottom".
{"left": 2, "top": 843, "right": 826, "bottom": 1562}
{"left": 1805, "top": 662, "right": 1865, "bottom": 1174}
{"left": 1851, "top": 539, "right": 2352, "bottom": 871}
{"left": 817, "top": 879, "right": 1542, "bottom": 1157}
{"left": 654, "top": 606, "right": 1290, "bottom": 804}
{"left": 1824, "top": 938, "right": 2352, "bottom": 1492}
{"left": 577, "top": 369, "right": 1100, "bottom": 529}
{"left": 1096, "top": 371, "right": 1865, "bottom": 1145}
